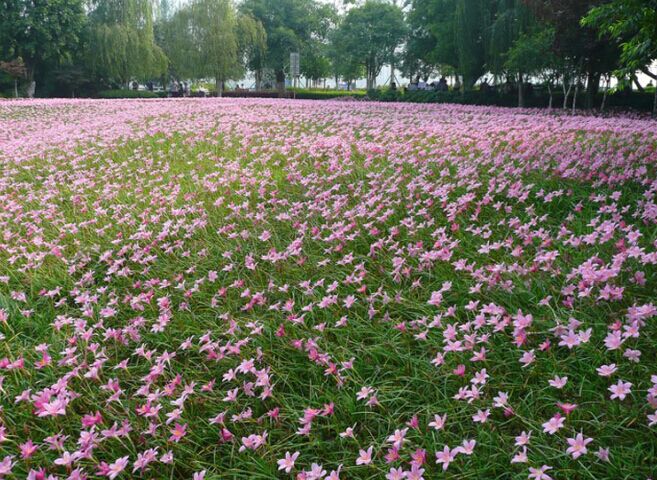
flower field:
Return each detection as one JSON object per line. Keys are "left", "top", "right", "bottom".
{"left": 0, "top": 98, "right": 656, "bottom": 479}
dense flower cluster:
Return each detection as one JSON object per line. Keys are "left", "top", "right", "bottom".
{"left": 0, "top": 98, "right": 656, "bottom": 479}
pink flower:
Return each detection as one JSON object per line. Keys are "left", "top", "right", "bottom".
{"left": 356, "top": 446, "right": 373, "bottom": 465}
{"left": 19, "top": 440, "right": 38, "bottom": 459}
{"left": 435, "top": 446, "right": 456, "bottom": 471}
{"left": 609, "top": 380, "right": 632, "bottom": 400}
{"left": 548, "top": 376, "right": 568, "bottom": 389}
{"left": 455, "top": 439, "right": 476, "bottom": 455}
{"left": 386, "top": 467, "right": 406, "bottom": 480}
{"left": 168, "top": 423, "right": 187, "bottom": 442}
{"left": 386, "top": 428, "right": 408, "bottom": 448}
{"left": 107, "top": 456, "right": 129, "bottom": 479}
{"left": 472, "top": 409, "right": 490, "bottom": 423}
{"left": 542, "top": 414, "right": 565, "bottom": 435}
{"left": 339, "top": 425, "right": 356, "bottom": 439}
{"left": 528, "top": 465, "right": 553, "bottom": 480}
{"left": 596, "top": 364, "right": 617, "bottom": 377}
{"left": 595, "top": 447, "right": 610, "bottom": 462}
{"left": 512, "top": 447, "right": 528, "bottom": 463}
{"left": 566, "top": 432, "right": 593, "bottom": 459}
{"left": 278, "top": 451, "right": 300, "bottom": 473}
{"left": 515, "top": 431, "right": 532, "bottom": 447}
{"left": 0, "top": 456, "right": 15, "bottom": 476}
{"left": 428, "top": 413, "right": 447, "bottom": 430}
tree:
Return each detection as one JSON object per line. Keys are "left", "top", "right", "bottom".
{"left": 454, "top": 0, "right": 492, "bottom": 89}
{"left": 161, "top": 0, "right": 265, "bottom": 94}
{"left": 402, "top": 1, "right": 441, "bottom": 83}
{"left": 87, "top": 0, "right": 168, "bottom": 86}
{"left": 582, "top": 0, "right": 657, "bottom": 116}
{"left": 333, "top": 0, "right": 406, "bottom": 91}
{"left": 236, "top": 12, "right": 267, "bottom": 89}
{"left": 524, "top": 0, "right": 621, "bottom": 108}
{"left": 504, "top": 27, "right": 557, "bottom": 107}
{"left": 488, "top": 0, "right": 535, "bottom": 105}
{"left": 301, "top": 47, "right": 332, "bottom": 87}
{"left": 188, "top": 0, "right": 239, "bottom": 95}
{"left": 0, "top": 57, "right": 27, "bottom": 98}
{"left": 409, "top": 0, "right": 500, "bottom": 89}
{"left": 241, "top": 0, "right": 328, "bottom": 91}
{"left": 0, "top": 0, "right": 85, "bottom": 97}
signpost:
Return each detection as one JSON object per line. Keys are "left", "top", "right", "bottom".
{"left": 290, "top": 52, "right": 300, "bottom": 99}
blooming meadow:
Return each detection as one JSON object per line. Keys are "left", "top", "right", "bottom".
{"left": 0, "top": 98, "right": 656, "bottom": 479}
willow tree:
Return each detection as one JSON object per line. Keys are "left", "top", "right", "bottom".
{"left": 161, "top": 0, "right": 265, "bottom": 95}
{"left": 408, "top": 0, "right": 489, "bottom": 90}
{"left": 488, "top": 0, "right": 534, "bottom": 105}
{"left": 237, "top": 12, "right": 267, "bottom": 90}
{"left": 88, "top": 0, "right": 168, "bottom": 85}
{"left": 454, "top": 0, "right": 492, "bottom": 89}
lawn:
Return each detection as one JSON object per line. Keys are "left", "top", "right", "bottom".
{"left": 0, "top": 98, "right": 656, "bottom": 480}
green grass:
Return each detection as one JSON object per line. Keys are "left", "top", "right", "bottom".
{"left": 0, "top": 101, "right": 655, "bottom": 479}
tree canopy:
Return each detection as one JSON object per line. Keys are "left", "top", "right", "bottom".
{"left": 0, "top": 0, "right": 85, "bottom": 95}
{"left": 87, "top": 0, "right": 167, "bottom": 84}
{"left": 0, "top": 0, "right": 655, "bottom": 105}
{"left": 334, "top": 1, "right": 406, "bottom": 90}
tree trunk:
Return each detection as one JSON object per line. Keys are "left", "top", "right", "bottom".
{"left": 640, "top": 68, "right": 657, "bottom": 118}
{"left": 216, "top": 76, "right": 223, "bottom": 97}
{"left": 547, "top": 83, "right": 553, "bottom": 111}
{"left": 25, "top": 65, "right": 36, "bottom": 98}
{"left": 600, "top": 75, "right": 610, "bottom": 113}
{"left": 14, "top": 78, "right": 18, "bottom": 98}
{"left": 517, "top": 72, "right": 524, "bottom": 108}
{"left": 572, "top": 80, "right": 579, "bottom": 115}
{"left": 27, "top": 81, "right": 36, "bottom": 98}
{"left": 366, "top": 67, "right": 375, "bottom": 91}
{"left": 632, "top": 75, "right": 644, "bottom": 92}
{"left": 255, "top": 69, "right": 262, "bottom": 91}
{"left": 563, "top": 80, "right": 572, "bottom": 110}
{"left": 275, "top": 69, "right": 285, "bottom": 93}
{"left": 585, "top": 71, "right": 600, "bottom": 109}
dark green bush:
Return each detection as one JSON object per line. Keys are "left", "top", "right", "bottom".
{"left": 98, "top": 90, "right": 164, "bottom": 99}
{"left": 293, "top": 90, "right": 366, "bottom": 100}
{"left": 365, "top": 87, "right": 655, "bottom": 112}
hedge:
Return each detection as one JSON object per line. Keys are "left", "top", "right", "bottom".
{"left": 366, "top": 88, "right": 657, "bottom": 112}
{"left": 97, "top": 90, "right": 165, "bottom": 99}
{"left": 93, "top": 87, "right": 655, "bottom": 112}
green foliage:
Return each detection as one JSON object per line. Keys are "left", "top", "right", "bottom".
{"left": 240, "top": 0, "right": 330, "bottom": 84}
{"left": 333, "top": 1, "right": 406, "bottom": 90}
{"left": 406, "top": 0, "right": 533, "bottom": 88}
{"left": 582, "top": 0, "right": 657, "bottom": 75}
{"left": 160, "top": 0, "right": 266, "bottom": 92}
{"left": 291, "top": 88, "right": 366, "bottom": 99}
{"left": 0, "top": 0, "right": 85, "bottom": 87}
{"left": 237, "top": 12, "right": 268, "bottom": 80}
{"left": 97, "top": 89, "right": 164, "bottom": 98}
{"left": 364, "top": 87, "right": 657, "bottom": 112}
{"left": 87, "top": 0, "right": 168, "bottom": 84}
{"left": 504, "top": 27, "right": 556, "bottom": 76}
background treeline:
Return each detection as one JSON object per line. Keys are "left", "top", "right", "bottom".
{"left": 0, "top": 0, "right": 655, "bottom": 113}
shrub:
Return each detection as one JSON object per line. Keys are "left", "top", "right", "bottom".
{"left": 97, "top": 90, "right": 164, "bottom": 99}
